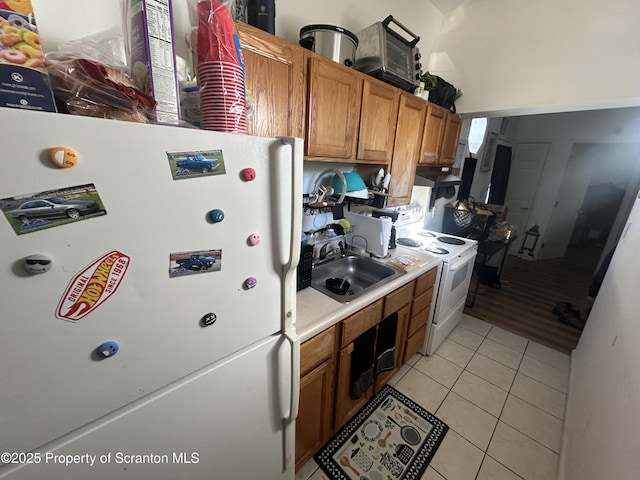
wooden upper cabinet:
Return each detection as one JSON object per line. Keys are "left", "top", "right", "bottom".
{"left": 357, "top": 80, "right": 399, "bottom": 163}
{"left": 387, "top": 92, "right": 427, "bottom": 207}
{"left": 440, "top": 113, "right": 463, "bottom": 166}
{"left": 305, "top": 55, "right": 363, "bottom": 160}
{"left": 419, "top": 103, "right": 448, "bottom": 165}
{"left": 236, "top": 22, "right": 305, "bottom": 138}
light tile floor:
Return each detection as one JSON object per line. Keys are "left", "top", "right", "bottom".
{"left": 296, "top": 313, "right": 570, "bottom": 480}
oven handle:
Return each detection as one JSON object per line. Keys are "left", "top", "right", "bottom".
{"left": 448, "top": 248, "right": 477, "bottom": 272}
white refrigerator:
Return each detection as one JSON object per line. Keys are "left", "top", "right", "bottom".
{"left": 0, "top": 108, "right": 302, "bottom": 479}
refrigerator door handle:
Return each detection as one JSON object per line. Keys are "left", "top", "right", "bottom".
{"left": 282, "top": 328, "right": 300, "bottom": 472}
{"left": 276, "top": 137, "right": 303, "bottom": 332}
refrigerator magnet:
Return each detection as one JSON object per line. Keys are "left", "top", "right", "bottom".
{"left": 23, "top": 254, "right": 52, "bottom": 274}
{"left": 57, "top": 251, "right": 131, "bottom": 322}
{"left": 167, "top": 150, "right": 226, "bottom": 180}
{"left": 0, "top": 183, "right": 107, "bottom": 235}
{"left": 248, "top": 233, "right": 261, "bottom": 246}
{"left": 49, "top": 147, "right": 79, "bottom": 168}
{"left": 170, "top": 249, "right": 222, "bottom": 278}
{"left": 241, "top": 168, "right": 256, "bottom": 181}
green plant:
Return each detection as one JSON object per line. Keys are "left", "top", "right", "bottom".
{"left": 420, "top": 72, "right": 438, "bottom": 90}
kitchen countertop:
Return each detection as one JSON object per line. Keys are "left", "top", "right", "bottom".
{"left": 295, "top": 246, "right": 442, "bottom": 343}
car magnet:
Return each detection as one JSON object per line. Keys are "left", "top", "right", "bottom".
{"left": 49, "top": 146, "right": 79, "bottom": 168}
{"left": 244, "top": 277, "right": 257, "bottom": 289}
{"left": 248, "top": 233, "right": 261, "bottom": 246}
{"left": 97, "top": 341, "right": 119, "bottom": 358}
{"left": 170, "top": 249, "right": 222, "bottom": 278}
{"left": 241, "top": 168, "right": 256, "bottom": 181}
{"left": 201, "top": 313, "right": 217, "bottom": 326}
{"left": 167, "top": 150, "right": 226, "bottom": 180}
{"left": 0, "top": 183, "right": 107, "bottom": 236}
{"left": 208, "top": 209, "right": 224, "bottom": 223}
{"left": 23, "top": 254, "right": 52, "bottom": 274}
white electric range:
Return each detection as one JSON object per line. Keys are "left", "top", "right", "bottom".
{"left": 391, "top": 205, "right": 478, "bottom": 355}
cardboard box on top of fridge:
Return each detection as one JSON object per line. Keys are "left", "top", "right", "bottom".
{"left": 0, "top": 0, "right": 57, "bottom": 112}
{"left": 126, "top": 0, "right": 180, "bottom": 125}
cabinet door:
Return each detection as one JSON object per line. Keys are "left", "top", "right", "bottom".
{"left": 419, "top": 103, "right": 447, "bottom": 165}
{"left": 404, "top": 323, "right": 428, "bottom": 363}
{"left": 387, "top": 92, "right": 427, "bottom": 207}
{"left": 334, "top": 342, "right": 373, "bottom": 430}
{"left": 237, "top": 22, "right": 305, "bottom": 138}
{"left": 374, "top": 304, "right": 410, "bottom": 392}
{"left": 357, "top": 79, "right": 399, "bottom": 163}
{"left": 296, "top": 359, "right": 335, "bottom": 470}
{"left": 439, "top": 113, "right": 463, "bottom": 165}
{"left": 306, "top": 55, "right": 363, "bottom": 159}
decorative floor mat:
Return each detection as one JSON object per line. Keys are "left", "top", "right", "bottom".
{"left": 314, "top": 385, "right": 448, "bottom": 480}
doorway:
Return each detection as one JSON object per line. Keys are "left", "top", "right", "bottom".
{"left": 542, "top": 143, "right": 640, "bottom": 269}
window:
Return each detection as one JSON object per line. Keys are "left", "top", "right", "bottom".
{"left": 468, "top": 118, "right": 487, "bottom": 155}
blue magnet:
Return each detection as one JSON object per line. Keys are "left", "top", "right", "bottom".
{"left": 245, "top": 277, "right": 257, "bottom": 289}
{"left": 97, "top": 341, "right": 119, "bottom": 358}
{"left": 208, "top": 209, "right": 225, "bottom": 223}
{"left": 202, "top": 312, "right": 217, "bottom": 326}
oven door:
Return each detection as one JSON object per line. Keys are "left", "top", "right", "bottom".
{"left": 432, "top": 247, "right": 477, "bottom": 324}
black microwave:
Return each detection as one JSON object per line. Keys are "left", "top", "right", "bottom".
{"left": 354, "top": 16, "right": 422, "bottom": 92}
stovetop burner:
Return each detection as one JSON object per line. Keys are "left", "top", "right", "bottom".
{"left": 424, "top": 245, "right": 450, "bottom": 255}
{"left": 437, "top": 236, "right": 466, "bottom": 246}
{"left": 417, "top": 231, "right": 437, "bottom": 238}
{"left": 397, "top": 237, "right": 423, "bottom": 248}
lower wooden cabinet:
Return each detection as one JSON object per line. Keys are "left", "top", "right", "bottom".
{"left": 404, "top": 267, "right": 439, "bottom": 362}
{"left": 334, "top": 300, "right": 383, "bottom": 430}
{"left": 296, "top": 270, "right": 438, "bottom": 470}
{"left": 296, "top": 326, "right": 336, "bottom": 470}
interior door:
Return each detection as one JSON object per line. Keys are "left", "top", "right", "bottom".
{"left": 504, "top": 143, "right": 550, "bottom": 239}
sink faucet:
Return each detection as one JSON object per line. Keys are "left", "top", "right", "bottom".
{"left": 319, "top": 241, "right": 345, "bottom": 261}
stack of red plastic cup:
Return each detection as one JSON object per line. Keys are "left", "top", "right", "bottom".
{"left": 196, "top": 0, "right": 247, "bottom": 133}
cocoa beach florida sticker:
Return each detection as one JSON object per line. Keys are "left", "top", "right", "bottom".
{"left": 57, "top": 251, "right": 130, "bottom": 321}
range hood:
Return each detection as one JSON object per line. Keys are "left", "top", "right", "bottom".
{"left": 414, "top": 165, "right": 462, "bottom": 188}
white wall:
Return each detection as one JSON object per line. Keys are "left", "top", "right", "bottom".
{"left": 435, "top": 0, "right": 640, "bottom": 116}
{"left": 560, "top": 194, "right": 640, "bottom": 480}
{"left": 30, "top": 0, "right": 443, "bottom": 78}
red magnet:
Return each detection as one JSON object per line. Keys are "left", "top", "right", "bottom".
{"left": 241, "top": 168, "right": 256, "bottom": 181}
{"left": 49, "top": 146, "right": 79, "bottom": 168}
{"left": 248, "top": 233, "right": 261, "bottom": 246}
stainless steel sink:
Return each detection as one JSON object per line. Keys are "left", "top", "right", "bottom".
{"left": 310, "top": 254, "right": 405, "bottom": 303}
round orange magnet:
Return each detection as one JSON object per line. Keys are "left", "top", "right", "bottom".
{"left": 49, "top": 146, "right": 79, "bottom": 168}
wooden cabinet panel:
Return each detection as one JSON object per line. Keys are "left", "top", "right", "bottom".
{"left": 383, "top": 280, "right": 415, "bottom": 317}
{"left": 300, "top": 326, "right": 336, "bottom": 377}
{"left": 440, "top": 113, "right": 463, "bottom": 165}
{"left": 420, "top": 103, "right": 447, "bottom": 165}
{"left": 296, "top": 359, "right": 335, "bottom": 469}
{"left": 408, "top": 304, "right": 431, "bottom": 337}
{"left": 340, "top": 299, "right": 383, "bottom": 348}
{"left": 236, "top": 22, "right": 305, "bottom": 138}
{"left": 411, "top": 287, "right": 433, "bottom": 321}
{"left": 334, "top": 343, "right": 372, "bottom": 430}
{"left": 306, "top": 55, "right": 362, "bottom": 159}
{"left": 374, "top": 304, "right": 410, "bottom": 392}
{"left": 415, "top": 267, "right": 438, "bottom": 295}
{"left": 357, "top": 80, "right": 399, "bottom": 163}
{"left": 387, "top": 93, "right": 427, "bottom": 207}
{"left": 404, "top": 323, "right": 428, "bottom": 363}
